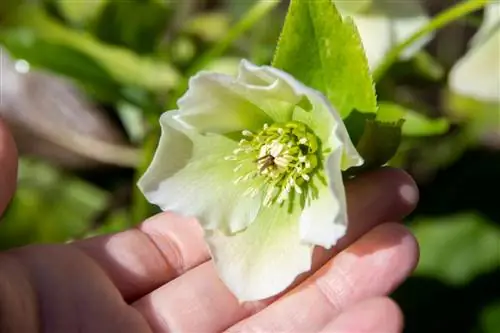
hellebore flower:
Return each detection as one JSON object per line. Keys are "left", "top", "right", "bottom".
{"left": 138, "top": 60, "right": 363, "bottom": 301}
{"left": 337, "top": 0, "right": 433, "bottom": 70}
{"left": 449, "top": 2, "right": 500, "bottom": 103}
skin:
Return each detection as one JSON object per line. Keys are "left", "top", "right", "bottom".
{"left": 0, "top": 118, "right": 419, "bottom": 333}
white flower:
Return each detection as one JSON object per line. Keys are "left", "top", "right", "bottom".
{"left": 337, "top": 0, "right": 433, "bottom": 70}
{"left": 449, "top": 2, "right": 500, "bottom": 103}
{"left": 138, "top": 60, "right": 363, "bottom": 301}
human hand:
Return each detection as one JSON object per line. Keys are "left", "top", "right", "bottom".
{"left": 0, "top": 119, "right": 419, "bottom": 333}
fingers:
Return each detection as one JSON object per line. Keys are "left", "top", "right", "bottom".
{"left": 319, "top": 297, "right": 403, "bottom": 333}
{"left": 132, "top": 168, "right": 418, "bottom": 332}
{"left": 0, "top": 118, "right": 18, "bottom": 216}
{"left": 2, "top": 245, "right": 151, "bottom": 333}
{"left": 73, "top": 213, "right": 209, "bottom": 301}
{"left": 227, "top": 223, "right": 418, "bottom": 332}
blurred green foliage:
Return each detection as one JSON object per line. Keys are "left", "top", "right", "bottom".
{"left": 0, "top": 1, "right": 498, "bottom": 332}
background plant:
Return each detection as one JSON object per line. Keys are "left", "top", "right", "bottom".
{"left": 0, "top": 1, "right": 498, "bottom": 332}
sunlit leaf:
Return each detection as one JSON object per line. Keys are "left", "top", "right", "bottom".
{"left": 56, "top": 0, "right": 107, "bottom": 26}
{"left": 272, "top": 0, "right": 377, "bottom": 118}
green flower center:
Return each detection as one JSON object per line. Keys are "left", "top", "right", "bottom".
{"left": 227, "top": 121, "right": 321, "bottom": 206}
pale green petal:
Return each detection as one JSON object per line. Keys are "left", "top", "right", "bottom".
{"left": 299, "top": 146, "right": 349, "bottom": 249}
{"left": 206, "top": 203, "right": 312, "bottom": 302}
{"left": 259, "top": 64, "right": 336, "bottom": 144}
{"left": 258, "top": 62, "right": 361, "bottom": 169}
{"left": 176, "top": 59, "right": 314, "bottom": 134}
{"left": 449, "top": 3, "right": 500, "bottom": 103}
{"left": 236, "top": 60, "right": 305, "bottom": 123}
{"left": 138, "top": 112, "right": 262, "bottom": 233}
{"left": 175, "top": 72, "right": 272, "bottom": 135}
{"left": 341, "top": 0, "right": 432, "bottom": 70}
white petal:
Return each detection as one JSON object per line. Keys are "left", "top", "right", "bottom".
{"left": 342, "top": 0, "right": 433, "bottom": 70}
{"left": 206, "top": 204, "right": 312, "bottom": 302}
{"left": 137, "top": 111, "right": 194, "bottom": 193}
{"left": 449, "top": 3, "right": 500, "bottom": 103}
{"left": 138, "top": 112, "right": 262, "bottom": 233}
{"left": 470, "top": 2, "right": 500, "bottom": 47}
{"left": 299, "top": 148, "right": 348, "bottom": 248}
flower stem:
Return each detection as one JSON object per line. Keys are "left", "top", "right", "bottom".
{"left": 373, "top": 0, "right": 490, "bottom": 82}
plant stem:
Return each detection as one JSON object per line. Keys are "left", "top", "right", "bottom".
{"left": 373, "top": 0, "right": 490, "bottom": 82}
{"left": 187, "top": 0, "right": 281, "bottom": 76}
{"left": 167, "top": 0, "right": 280, "bottom": 110}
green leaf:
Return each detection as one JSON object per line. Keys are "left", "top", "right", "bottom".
{"left": 342, "top": 110, "right": 376, "bottom": 146}
{"left": 342, "top": 105, "right": 405, "bottom": 171}
{"left": 411, "top": 51, "right": 445, "bottom": 81}
{"left": 56, "top": 0, "right": 107, "bottom": 26}
{"left": 480, "top": 302, "right": 500, "bottom": 333}
{"left": 1, "top": 29, "right": 119, "bottom": 93}
{"left": 184, "top": 12, "right": 231, "bottom": 43}
{"left": 0, "top": 159, "right": 108, "bottom": 250}
{"left": 272, "top": 0, "right": 377, "bottom": 118}
{"left": 4, "top": 6, "right": 180, "bottom": 92}
{"left": 411, "top": 213, "right": 500, "bottom": 285}
{"left": 91, "top": 0, "right": 172, "bottom": 54}
{"left": 353, "top": 118, "right": 403, "bottom": 170}
{"left": 378, "top": 102, "right": 450, "bottom": 137}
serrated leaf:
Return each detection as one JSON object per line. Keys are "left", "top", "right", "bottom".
{"left": 343, "top": 105, "right": 405, "bottom": 170}
{"left": 272, "top": 0, "right": 377, "bottom": 118}
{"left": 342, "top": 109, "right": 376, "bottom": 146}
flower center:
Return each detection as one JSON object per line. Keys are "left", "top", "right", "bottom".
{"left": 226, "top": 121, "right": 320, "bottom": 206}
